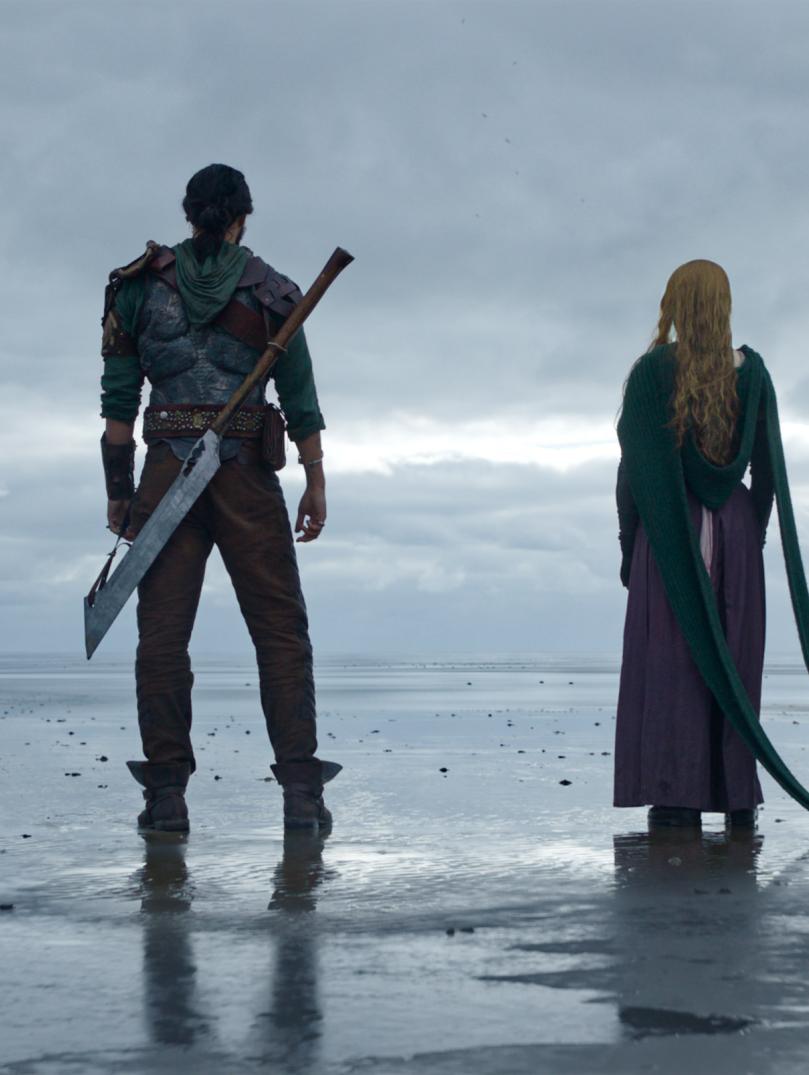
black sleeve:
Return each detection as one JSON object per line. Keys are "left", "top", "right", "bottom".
{"left": 616, "top": 457, "right": 639, "bottom": 588}
{"left": 749, "top": 399, "right": 774, "bottom": 547}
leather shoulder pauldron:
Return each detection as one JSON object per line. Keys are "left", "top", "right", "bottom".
{"left": 102, "top": 241, "right": 169, "bottom": 357}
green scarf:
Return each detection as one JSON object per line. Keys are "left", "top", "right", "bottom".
{"left": 618, "top": 343, "right": 809, "bottom": 811}
{"left": 172, "top": 238, "right": 250, "bottom": 326}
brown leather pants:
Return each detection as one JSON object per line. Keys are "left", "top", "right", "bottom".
{"left": 130, "top": 441, "right": 320, "bottom": 784}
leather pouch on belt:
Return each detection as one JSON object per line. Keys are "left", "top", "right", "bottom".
{"left": 262, "top": 404, "right": 286, "bottom": 470}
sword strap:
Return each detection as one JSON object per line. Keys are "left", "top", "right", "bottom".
{"left": 86, "top": 517, "right": 131, "bottom": 608}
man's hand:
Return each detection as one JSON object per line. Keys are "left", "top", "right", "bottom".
{"left": 295, "top": 487, "right": 327, "bottom": 543}
{"left": 107, "top": 499, "right": 134, "bottom": 540}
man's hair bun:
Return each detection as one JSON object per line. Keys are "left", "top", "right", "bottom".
{"left": 183, "top": 164, "right": 253, "bottom": 261}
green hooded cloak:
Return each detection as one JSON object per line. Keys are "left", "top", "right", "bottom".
{"left": 172, "top": 238, "right": 250, "bottom": 326}
{"left": 618, "top": 343, "right": 809, "bottom": 811}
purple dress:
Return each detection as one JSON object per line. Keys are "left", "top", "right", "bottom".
{"left": 614, "top": 484, "right": 765, "bottom": 812}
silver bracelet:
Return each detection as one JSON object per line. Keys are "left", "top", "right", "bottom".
{"left": 298, "top": 455, "right": 324, "bottom": 468}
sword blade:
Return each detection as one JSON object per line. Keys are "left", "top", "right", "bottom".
{"left": 84, "top": 430, "right": 222, "bottom": 659}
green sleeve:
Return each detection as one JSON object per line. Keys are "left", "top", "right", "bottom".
{"left": 114, "top": 275, "right": 146, "bottom": 337}
{"left": 616, "top": 458, "right": 639, "bottom": 587}
{"left": 99, "top": 277, "right": 146, "bottom": 421}
{"left": 749, "top": 398, "right": 774, "bottom": 545}
{"left": 100, "top": 355, "right": 144, "bottom": 421}
{"left": 270, "top": 325, "right": 326, "bottom": 442}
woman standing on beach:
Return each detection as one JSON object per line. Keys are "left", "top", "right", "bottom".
{"left": 614, "top": 259, "right": 809, "bottom": 827}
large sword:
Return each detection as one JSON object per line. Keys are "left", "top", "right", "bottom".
{"left": 84, "top": 246, "right": 354, "bottom": 659}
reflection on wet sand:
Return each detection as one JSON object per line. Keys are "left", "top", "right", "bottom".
{"left": 269, "top": 831, "right": 330, "bottom": 914}
{"left": 136, "top": 839, "right": 209, "bottom": 1047}
{"left": 135, "top": 833, "right": 331, "bottom": 1071}
{"left": 253, "top": 832, "right": 330, "bottom": 1073}
{"left": 612, "top": 825, "right": 763, "bottom": 1039}
{"left": 614, "top": 825, "right": 763, "bottom": 890}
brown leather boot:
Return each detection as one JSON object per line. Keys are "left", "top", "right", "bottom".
{"left": 282, "top": 785, "right": 333, "bottom": 829}
{"left": 271, "top": 760, "right": 341, "bottom": 831}
{"left": 127, "top": 761, "right": 191, "bottom": 835}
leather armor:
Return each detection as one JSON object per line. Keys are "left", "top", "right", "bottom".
{"left": 139, "top": 276, "right": 266, "bottom": 411}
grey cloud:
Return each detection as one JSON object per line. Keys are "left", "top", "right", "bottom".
{"left": 3, "top": 1, "right": 809, "bottom": 654}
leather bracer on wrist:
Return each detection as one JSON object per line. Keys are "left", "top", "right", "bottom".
{"left": 101, "top": 434, "right": 136, "bottom": 500}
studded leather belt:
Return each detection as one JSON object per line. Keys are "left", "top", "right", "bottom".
{"left": 143, "top": 404, "right": 265, "bottom": 440}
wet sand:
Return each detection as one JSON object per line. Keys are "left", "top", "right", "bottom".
{"left": 2, "top": 654, "right": 809, "bottom": 1074}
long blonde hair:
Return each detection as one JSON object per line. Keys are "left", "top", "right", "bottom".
{"left": 653, "top": 259, "right": 738, "bottom": 465}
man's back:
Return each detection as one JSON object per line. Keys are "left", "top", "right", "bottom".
{"left": 97, "top": 164, "right": 337, "bottom": 836}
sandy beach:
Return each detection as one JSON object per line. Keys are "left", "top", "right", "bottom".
{"left": 2, "top": 653, "right": 809, "bottom": 1074}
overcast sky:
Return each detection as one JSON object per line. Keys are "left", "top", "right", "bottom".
{"left": 3, "top": 0, "right": 809, "bottom": 658}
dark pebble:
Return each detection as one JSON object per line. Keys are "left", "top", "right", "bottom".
{"left": 97, "top": 756, "right": 108, "bottom": 762}
{"left": 559, "top": 779, "right": 572, "bottom": 786}
{"left": 446, "top": 928, "right": 456, "bottom": 936}
{"left": 0, "top": 904, "right": 13, "bottom": 911}
{"left": 439, "top": 767, "right": 448, "bottom": 773}
{"left": 214, "top": 775, "right": 222, "bottom": 781}
{"left": 21, "top": 834, "right": 31, "bottom": 839}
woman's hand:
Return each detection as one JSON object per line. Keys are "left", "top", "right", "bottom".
{"left": 295, "top": 486, "right": 327, "bottom": 543}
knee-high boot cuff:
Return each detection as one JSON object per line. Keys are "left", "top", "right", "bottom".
{"left": 271, "top": 759, "right": 342, "bottom": 788}
{"left": 127, "top": 760, "right": 192, "bottom": 789}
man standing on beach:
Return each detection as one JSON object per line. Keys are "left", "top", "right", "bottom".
{"left": 98, "top": 164, "right": 340, "bottom": 835}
